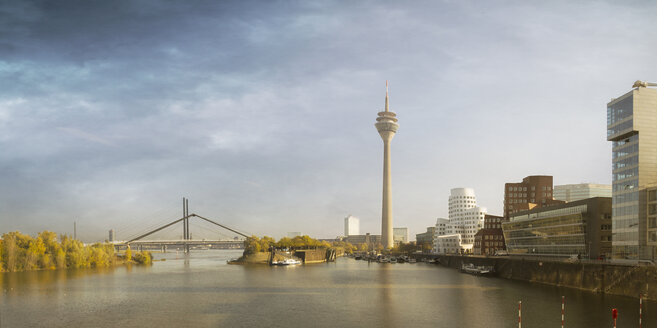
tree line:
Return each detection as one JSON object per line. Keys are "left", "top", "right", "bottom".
{"left": 243, "top": 235, "right": 358, "bottom": 255}
{"left": 241, "top": 235, "right": 426, "bottom": 257}
{"left": 0, "top": 231, "right": 151, "bottom": 272}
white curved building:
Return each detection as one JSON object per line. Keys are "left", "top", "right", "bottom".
{"left": 434, "top": 188, "right": 486, "bottom": 253}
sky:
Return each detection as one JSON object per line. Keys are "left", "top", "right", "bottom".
{"left": 2, "top": 0, "right": 657, "bottom": 242}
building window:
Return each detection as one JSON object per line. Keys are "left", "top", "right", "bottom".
{"left": 649, "top": 218, "right": 657, "bottom": 229}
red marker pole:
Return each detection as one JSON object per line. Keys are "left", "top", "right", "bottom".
{"left": 639, "top": 294, "right": 643, "bottom": 328}
{"left": 561, "top": 296, "right": 565, "bottom": 328}
{"left": 612, "top": 308, "right": 618, "bottom": 328}
{"left": 518, "top": 300, "right": 522, "bottom": 328}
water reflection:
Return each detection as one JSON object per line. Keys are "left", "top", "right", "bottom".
{"left": 1, "top": 251, "right": 656, "bottom": 328}
{"left": 378, "top": 264, "right": 394, "bottom": 328}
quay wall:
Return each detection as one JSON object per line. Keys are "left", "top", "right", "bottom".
{"left": 432, "top": 255, "right": 657, "bottom": 300}
{"left": 294, "top": 249, "right": 329, "bottom": 263}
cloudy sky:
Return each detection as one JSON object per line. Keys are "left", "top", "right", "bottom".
{"left": 2, "top": 0, "right": 657, "bottom": 242}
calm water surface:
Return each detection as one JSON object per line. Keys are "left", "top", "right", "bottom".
{"left": 1, "top": 250, "right": 654, "bottom": 327}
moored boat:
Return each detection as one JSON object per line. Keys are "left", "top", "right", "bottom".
{"left": 272, "top": 258, "right": 302, "bottom": 266}
{"left": 460, "top": 263, "right": 494, "bottom": 276}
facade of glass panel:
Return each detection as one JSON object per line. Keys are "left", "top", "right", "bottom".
{"left": 502, "top": 198, "right": 612, "bottom": 258}
{"left": 554, "top": 184, "right": 611, "bottom": 202}
{"left": 607, "top": 86, "right": 657, "bottom": 260}
{"left": 645, "top": 186, "right": 657, "bottom": 259}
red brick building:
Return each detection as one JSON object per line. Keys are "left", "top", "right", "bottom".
{"left": 473, "top": 214, "right": 506, "bottom": 256}
{"left": 503, "top": 175, "right": 564, "bottom": 220}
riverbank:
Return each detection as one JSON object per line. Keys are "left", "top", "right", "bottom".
{"left": 1, "top": 231, "right": 152, "bottom": 273}
{"left": 427, "top": 255, "right": 657, "bottom": 300}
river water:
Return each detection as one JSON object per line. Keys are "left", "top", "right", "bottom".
{"left": 1, "top": 250, "right": 653, "bottom": 327}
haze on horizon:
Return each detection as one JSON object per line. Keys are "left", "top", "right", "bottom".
{"left": 2, "top": 0, "right": 657, "bottom": 242}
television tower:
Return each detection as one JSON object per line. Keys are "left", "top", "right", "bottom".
{"left": 375, "top": 81, "right": 399, "bottom": 249}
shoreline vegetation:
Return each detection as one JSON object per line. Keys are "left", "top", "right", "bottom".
{"left": 0, "top": 231, "right": 152, "bottom": 273}
{"left": 231, "top": 235, "right": 423, "bottom": 264}
{"left": 232, "top": 235, "right": 355, "bottom": 264}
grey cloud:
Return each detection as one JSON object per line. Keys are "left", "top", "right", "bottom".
{"left": 2, "top": 0, "right": 657, "bottom": 241}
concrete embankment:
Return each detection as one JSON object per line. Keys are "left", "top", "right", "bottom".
{"left": 431, "top": 255, "right": 657, "bottom": 300}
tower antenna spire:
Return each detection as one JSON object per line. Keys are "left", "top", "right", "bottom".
{"left": 385, "top": 80, "right": 389, "bottom": 112}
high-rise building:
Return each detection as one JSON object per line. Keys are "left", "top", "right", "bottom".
{"left": 393, "top": 227, "right": 408, "bottom": 244}
{"left": 435, "top": 218, "right": 449, "bottom": 236}
{"left": 503, "top": 175, "right": 564, "bottom": 220}
{"left": 607, "top": 81, "right": 657, "bottom": 260}
{"left": 443, "top": 188, "right": 486, "bottom": 253}
{"left": 344, "top": 215, "right": 360, "bottom": 236}
{"left": 554, "top": 183, "right": 612, "bottom": 202}
{"left": 375, "top": 82, "right": 399, "bottom": 249}
{"left": 108, "top": 229, "right": 115, "bottom": 242}
{"left": 647, "top": 186, "right": 657, "bottom": 251}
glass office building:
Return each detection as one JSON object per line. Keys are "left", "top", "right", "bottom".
{"left": 607, "top": 85, "right": 657, "bottom": 260}
{"left": 502, "top": 198, "right": 612, "bottom": 259}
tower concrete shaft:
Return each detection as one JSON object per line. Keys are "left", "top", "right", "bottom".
{"left": 375, "top": 83, "right": 399, "bottom": 249}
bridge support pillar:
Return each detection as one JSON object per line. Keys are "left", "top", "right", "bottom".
{"left": 162, "top": 245, "right": 167, "bottom": 253}
{"left": 139, "top": 245, "right": 143, "bottom": 252}
{"left": 185, "top": 244, "right": 190, "bottom": 254}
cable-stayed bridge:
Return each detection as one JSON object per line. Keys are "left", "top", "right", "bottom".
{"left": 113, "top": 198, "right": 250, "bottom": 253}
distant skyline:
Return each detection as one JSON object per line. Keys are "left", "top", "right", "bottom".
{"left": 2, "top": 1, "right": 657, "bottom": 242}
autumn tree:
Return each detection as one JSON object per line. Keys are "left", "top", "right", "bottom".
{"left": 0, "top": 238, "right": 4, "bottom": 272}
{"left": 124, "top": 247, "right": 132, "bottom": 262}
{"left": 275, "top": 237, "right": 293, "bottom": 249}
{"left": 61, "top": 235, "right": 86, "bottom": 268}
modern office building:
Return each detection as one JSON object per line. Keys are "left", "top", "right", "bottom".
{"left": 434, "top": 234, "right": 463, "bottom": 255}
{"left": 344, "top": 215, "right": 360, "bottom": 236}
{"left": 393, "top": 227, "right": 408, "bottom": 244}
{"left": 416, "top": 227, "right": 436, "bottom": 251}
{"left": 504, "top": 175, "right": 564, "bottom": 220}
{"left": 375, "top": 82, "right": 399, "bottom": 249}
{"left": 431, "top": 218, "right": 450, "bottom": 253}
{"left": 435, "top": 218, "right": 449, "bottom": 236}
{"left": 554, "top": 183, "right": 612, "bottom": 202}
{"left": 447, "top": 188, "right": 486, "bottom": 246}
{"left": 647, "top": 185, "right": 657, "bottom": 250}
{"left": 607, "top": 82, "right": 657, "bottom": 260}
{"left": 438, "top": 188, "right": 486, "bottom": 253}
{"left": 416, "top": 227, "right": 435, "bottom": 244}
{"left": 473, "top": 214, "right": 505, "bottom": 256}
{"left": 502, "top": 197, "right": 612, "bottom": 259}
{"left": 108, "top": 229, "right": 115, "bottom": 242}
{"left": 345, "top": 233, "right": 382, "bottom": 247}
